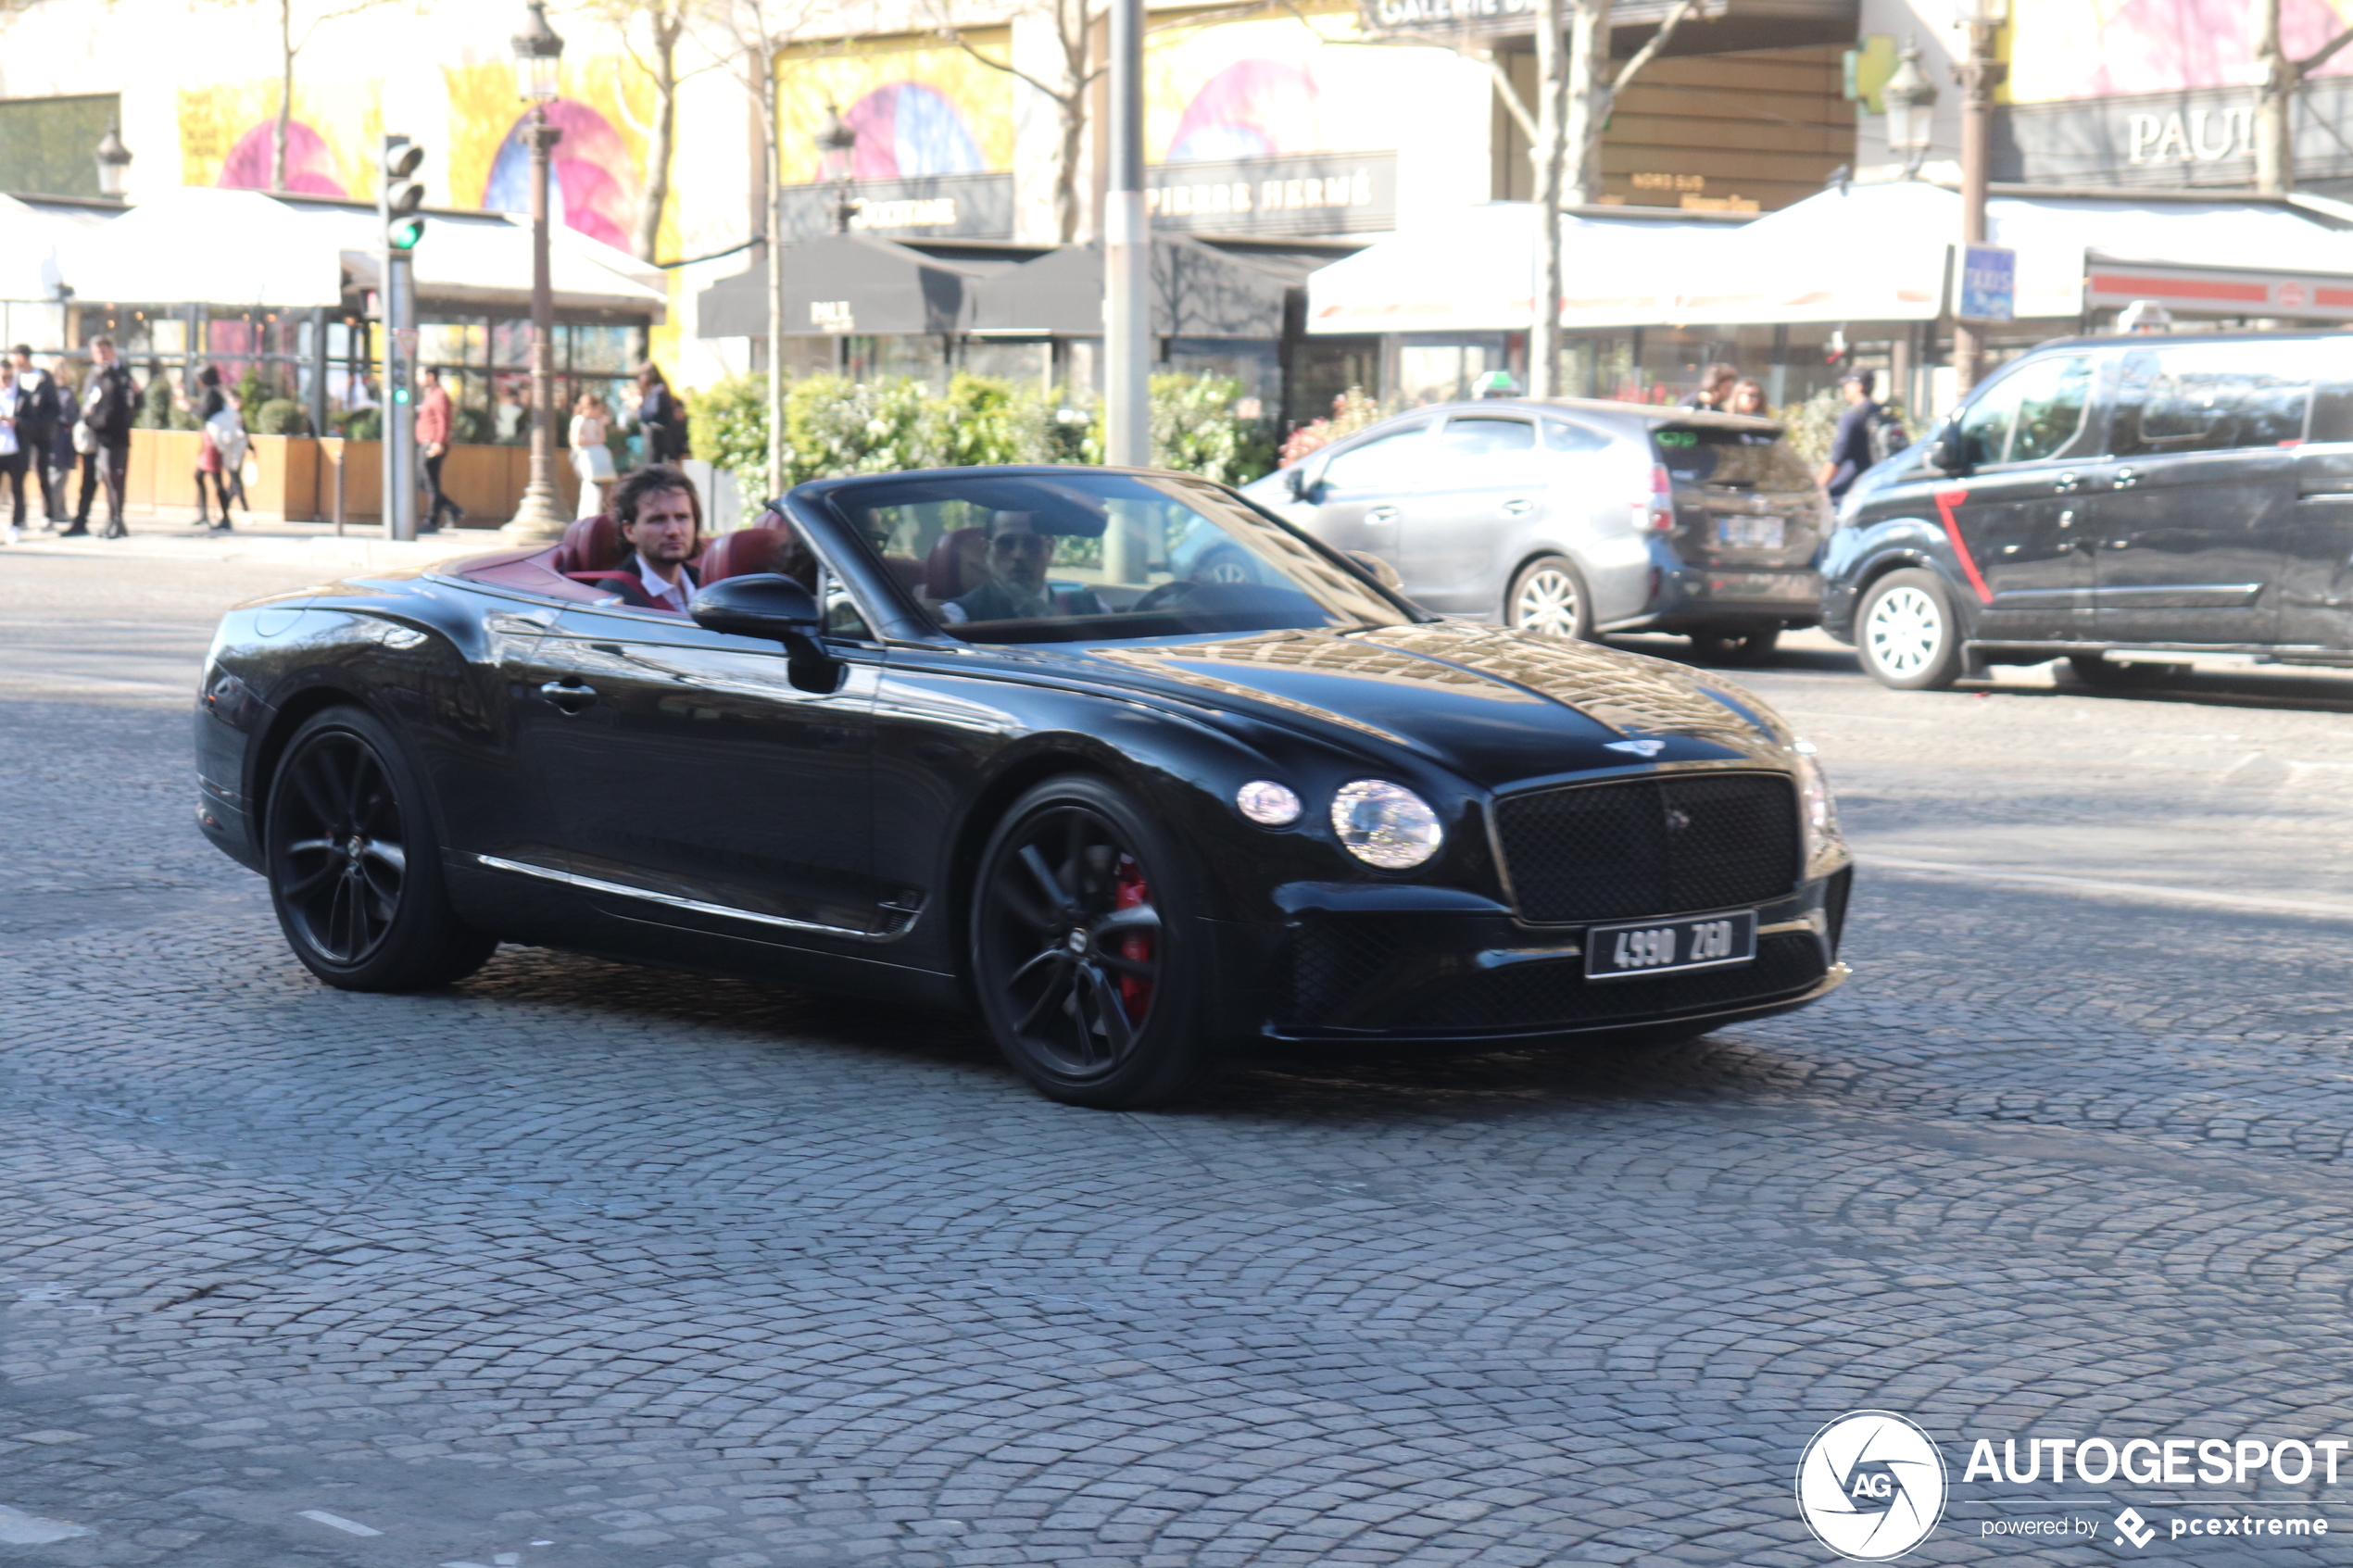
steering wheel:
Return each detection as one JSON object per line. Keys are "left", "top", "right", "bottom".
{"left": 1132, "top": 580, "right": 1201, "bottom": 612}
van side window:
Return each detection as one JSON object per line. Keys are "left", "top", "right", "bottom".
{"left": 2005, "top": 355, "right": 2094, "bottom": 463}
{"left": 1954, "top": 375, "right": 2020, "bottom": 469}
{"left": 1544, "top": 420, "right": 1610, "bottom": 454}
{"left": 1434, "top": 416, "right": 1536, "bottom": 457}
{"left": 2112, "top": 341, "right": 2313, "bottom": 457}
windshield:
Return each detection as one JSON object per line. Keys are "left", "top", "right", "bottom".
{"left": 1653, "top": 425, "right": 1814, "bottom": 492}
{"left": 827, "top": 470, "right": 1416, "bottom": 644}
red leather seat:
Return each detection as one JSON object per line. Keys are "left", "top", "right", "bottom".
{"left": 700, "top": 527, "right": 781, "bottom": 583}
{"left": 925, "top": 527, "right": 990, "bottom": 602}
{"left": 555, "top": 514, "right": 621, "bottom": 574}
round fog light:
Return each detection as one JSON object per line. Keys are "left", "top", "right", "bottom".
{"left": 1331, "top": 780, "right": 1443, "bottom": 870}
{"left": 1236, "top": 780, "right": 1302, "bottom": 826}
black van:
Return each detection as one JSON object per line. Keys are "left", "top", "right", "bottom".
{"left": 1819, "top": 331, "right": 2353, "bottom": 689}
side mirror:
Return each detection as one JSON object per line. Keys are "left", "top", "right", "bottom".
{"left": 1284, "top": 465, "right": 1309, "bottom": 501}
{"left": 1927, "top": 417, "right": 1969, "bottom": 476}
{"left": 1344, "top": 549, "right": 1403, "bottom": 591}
{"left": 691, "top": 572, "right": 841, "bottom": 693}
{"left": 692, "top": 571, "right": 822, "bottom": 640}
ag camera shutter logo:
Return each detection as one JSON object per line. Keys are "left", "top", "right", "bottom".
{"left": 1795, "top": 1411, "right": 1949, "bottom": 1561}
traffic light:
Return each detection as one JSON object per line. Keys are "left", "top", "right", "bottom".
{"left": 382, "top": 141, "right": 426, "bottom": 250}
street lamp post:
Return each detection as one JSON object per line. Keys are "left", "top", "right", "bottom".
{"left": 94, "top": 121, "right": 132, "bottom": 200}
{"left": 1102, "top": 0, "right": 1149, "bottom": 470}
{"left": 503, "top": 0, "right": 569, "bottom": 542}
{"left": 818, "top": 105, "right": 860, "bottom": 235}
{"left": 1881, "top": 40, "right": 1937, "bottom": 180}
{"left": 1952, "top": 0, "right": 2007, "bottom": 395}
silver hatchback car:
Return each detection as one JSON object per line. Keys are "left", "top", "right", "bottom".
{"left": 1241, "top": 397, "right": 1829, "bottom": 662}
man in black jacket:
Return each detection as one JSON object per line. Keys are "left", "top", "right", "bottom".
{"left": 8, "top": 345, "right": 59, "bottom": 527}
{"left": 566, "top": 465, "right": 704, "bottom": 612}
{"left": 80, "top": 337, "right": 138, "bottom": 539}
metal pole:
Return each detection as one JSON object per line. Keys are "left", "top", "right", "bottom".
{"left": 384, "top": 251, "right": 418, "bottom": 541}
{"left": 504, "top": 105, "right": 567, "bottom": 538}
{"left": 1952, "top": 17, "right": 2004, "bottom": 397}
{"left": 1101, "top": 0, "right": 1148, "bottom": 469}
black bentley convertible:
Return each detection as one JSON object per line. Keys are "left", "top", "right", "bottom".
{"left": 195, "top": 466, "right": 1852, "bottom": 1107}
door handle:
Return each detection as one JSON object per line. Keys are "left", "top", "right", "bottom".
{"left": 1501, "top": 497, "right": 1535, "bottom": 516}
{"left": 2052, "top": 471, "right": 2080, "bottom": 494}
{"left": 540, "top": 679, "right": 598, "bottom": 714}
{"left": 2111, "top": 467, "right": 2139, "bottom": 489}
{"left": 1366, "top": 507, "right": 1399, "bottom": 524}
{"left": 2057, "top": 508, "right": 2075, "bottom": 528}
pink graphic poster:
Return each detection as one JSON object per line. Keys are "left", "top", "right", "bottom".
{"left": 2011, "top": 0, "right": 2353, "bottom": 102}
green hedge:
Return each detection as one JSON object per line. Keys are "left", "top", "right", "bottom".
{"left": 689, "top": 370, "right": 1272, "bottom": 502}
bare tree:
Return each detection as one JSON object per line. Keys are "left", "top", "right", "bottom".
{"left": 693, "top": 0, "right": 823, "bottom": 498}
{"left": 196, "top": 0, "right": 408, "bottom": 194}
{"left": 1495, "top": 0, "right": 1696, "bottom": 395}
{"left": 931, "top": 0, "right": 1104, "bottom": 244}
{"left": 568, "top": 0, "right": 715, "bottom": 263}
{"left": 2254, "top": 0, "right": 2353, "bottom": 194}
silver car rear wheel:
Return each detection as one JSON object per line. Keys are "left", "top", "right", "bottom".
{"left": 1507, "top": 556, "right": 1591, "bottom": 640}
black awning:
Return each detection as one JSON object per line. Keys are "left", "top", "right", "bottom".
{"left": 695, "top": 233, "right": 995, "bottom": 340}
{"left": 971, "top": 235, "right": 1293, "bottom": 339}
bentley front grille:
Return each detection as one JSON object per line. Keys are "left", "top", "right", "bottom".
{"left": 1492, "top": 771, "right": 1801, "bottom": 925}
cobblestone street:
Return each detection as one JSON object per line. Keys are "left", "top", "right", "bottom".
{"left": 7, "top": 543, "right": 2353, "bottom": 1567}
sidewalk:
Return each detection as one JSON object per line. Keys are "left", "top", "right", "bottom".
{"left": 1, "top": 510, "right": 525, "bottom": 572}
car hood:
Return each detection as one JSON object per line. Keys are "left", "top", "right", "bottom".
{"left": 1051, "top": 621, "right": 1791, "bottom": 789}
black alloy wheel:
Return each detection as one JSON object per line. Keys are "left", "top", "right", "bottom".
{"left": 971, "top": 776, "right": 1211, "bottom": 1108}
{"left": 265, "top": 707, "right": 497, "bottom": 992}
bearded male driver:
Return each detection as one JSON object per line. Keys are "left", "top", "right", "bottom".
{"left": 572, "top": 465, "right": 703, "bottom": 612}
{"left": 940, "top": 510, "right": 1106, "bottom": 624}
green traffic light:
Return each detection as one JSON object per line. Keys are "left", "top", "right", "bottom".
{"left": 390, "top": 217, "right": 425, "bottom": 249}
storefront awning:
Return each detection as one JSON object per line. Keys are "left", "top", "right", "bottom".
{"left": 1312, "top": 182, "right": 2353, "bottom": 332}
{"left": 973, "top": 235, "right": 1295, "bottom": 338}
{"left": 56, "top": 186, "right": 666, "bottom": 319}
{"left": 0, "top": 194, "right": 118, "bottom": 304}
{"left": 697, "top": 233, "right": 1031, "bottom": 339}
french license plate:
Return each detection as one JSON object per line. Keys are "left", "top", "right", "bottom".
{"left": 1585, "top": 909, "right": 1758, "bottom": 981}
{"left": 1716, "top": 516, "right": 1785, "bottom": 550}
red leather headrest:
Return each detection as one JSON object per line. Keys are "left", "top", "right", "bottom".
{"left": 699, "top": 527, "right": 781, "bottom": 583}
{"left": 556, "top": 514, "right": 622, "bottom": 574}
{"left": 925, "top": 527, "right": 990, "bottom": 600}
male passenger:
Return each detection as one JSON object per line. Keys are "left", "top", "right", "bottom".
{"left": 940, "top": 510, "right": 1104, "bottom": 624}
{"left": 572, "top": 464, "right": 703, "bottom": 612}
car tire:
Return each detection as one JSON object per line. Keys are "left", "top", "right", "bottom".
{"left": 1505, "top": 555, "right": 1592, "bottom": 640}
{"left": 970, "top": 775, "right": 1215, "bottom": 1110}
{"left": 264, "top": 706, "right": 498, "bottom": 992}
{"left": 1856, "top": 569, "right": 1966, "bottom": 691}
{"left": 2068, "top": 654, "right": 2190, "bottom": 689}
{"left": 1687, "top": 628, "right": 1781, "bottom": 666}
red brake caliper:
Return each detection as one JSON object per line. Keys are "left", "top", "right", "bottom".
{"left": 1112, "top": 855, "right": 1153, "bottom": 1018}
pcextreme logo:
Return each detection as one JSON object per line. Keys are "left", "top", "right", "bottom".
{"left": 1795, "top": 1411, "right": 1950, "bottom": 1562}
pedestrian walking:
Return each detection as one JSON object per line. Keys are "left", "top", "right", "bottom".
{"left": 415, "top": 367, "right": 461, "bottom": 532}
{"left": 0, "top": 361, "right": 28, "bottom": 543}
{"left": 189, "top": 366, "right": 233, "bottom": 530}
{"left": 634, "top": 362, "right": 682, "bottom": 467}
{"left": 208, "top": 392, "right": 252, "bottom": 526}
{"left": 51, "top": 357, "right": 96, "bottom": 537}
{"left": 1682, "top": 362, "right": 1738, "bottom": 411}
{"left": 1818, "top": 370, "right": 1881, "bottom": 502}
{"left": 9, "top": 345, "right": 61, "bottom": 526}
{"left": 569, "top": 391, "right": 613, "bottom": 520}
{"left": 82, "top": 336, "right": 137, "bottom": 538}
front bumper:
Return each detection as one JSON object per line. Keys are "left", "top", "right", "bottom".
{"left": 1206, "top": 867, "right": 1852, "bottom": 1048}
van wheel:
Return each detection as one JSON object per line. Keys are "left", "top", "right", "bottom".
{"left": 971, "top": 776, "right": 1216, "bottom": 1109}
{"left": 2069, "top": 654, "right": 2189, "bottom": 689}
{"left": 1506, "top": 556, "right": 1591, "bottom": 640}
{"left": 1687, "top": 628, "right": 1780, "bottom": 666}
{"left": 1856, "top": 570, "right": 1966, "bottom": 691}
{"left": 264, "top": 707, "right": 497, "bottom": 991}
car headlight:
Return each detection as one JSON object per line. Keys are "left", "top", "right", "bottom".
{"left": 1793, "top": 743, "right": 1843, "bottom": 866}
{"left": 1330, "top": 780, "right": 1443, "bottom": 870}
{"left": 1236, "top": 779, "right": 1302, "bottom": 826}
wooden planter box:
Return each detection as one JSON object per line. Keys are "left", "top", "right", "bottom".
{"left": 125, "top": 430, "right": 575, "bottom": 524}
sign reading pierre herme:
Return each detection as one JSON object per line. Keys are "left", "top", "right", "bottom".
{"left": 1146, "top": 151, "right": 1396, "bottom": 236}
